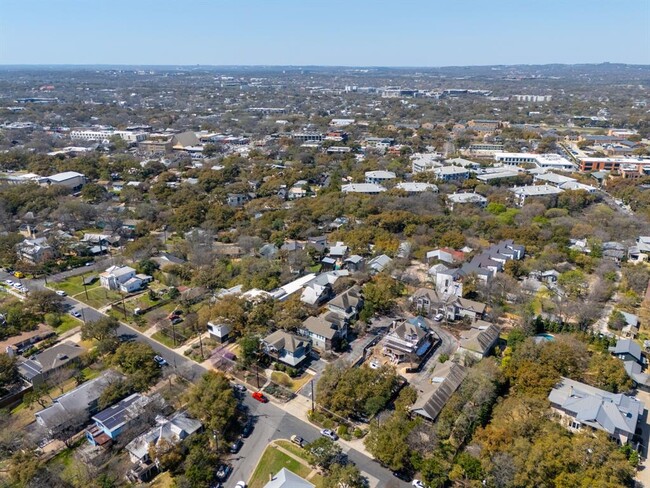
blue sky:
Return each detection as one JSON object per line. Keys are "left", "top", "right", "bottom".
{"left": 1, "top": 0, "right": 649, "bottom": 66}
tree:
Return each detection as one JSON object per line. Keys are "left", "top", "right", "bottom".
{"left": 80, "top": 183, "right": 108, "bottom": 203}
{"left": 183, "top": 444, "right": 219, "bottom": 487}
{"left": 25, "top": 290, "right": 65, "bottom": 315}
{"left": 110, "top": 342, "right": 161, "bottom": 391}
{"left": 148, "top": 438, "right": 183, "bottom": 471}
{"left": 238, "top": 335, "right": 260, "bottom": 367}
{"left": 185, "top": 371, "right": 237, "bottom": 446}
{"left": 81, "top": 316, "right": 119, "bottom": 354}
{"left": 362, "top": 274, "right": 403, "bottom": 315}
{"left": 364, "top": 412, "right": 413, "bottom": 471}
{"left": 8, "top": 449, "right": 41, "bottom": 487}
{"left": 323, "top": 463, "right": 367, "bottom": 488}
{"left": 98, "top": 378, "right": 132, "bottom": 410}
{"left": 0, "top": 353, "right": 19, "bottom": 394}
{"left": 305, "top": 437, "right": 344, "bottom": 470}
{"left": 608, "top": 310, "right": 627, "bottom": 331}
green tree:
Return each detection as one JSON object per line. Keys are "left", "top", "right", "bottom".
{"left": 0, "top": 353, "right": 19, "bottom": 394}
{"left": 185, "top": 371, "right": 237, "bottom": 446}
{"left": 364, "top": 412, "right": 413, "bottom": 471}
{"left": 110, "top": 342, "right": 161, "bottom": 391}
{"left": 183, "top": 444, "right": 219, "bottom": 487}
{"left": 323, "top": 463, "right": 366, "bottom": 488}
{"left": 305, "top": 437, "right": 343, "bottom": 470}
{"left": 81, "top": 316, "right": 120, "bottom": 354}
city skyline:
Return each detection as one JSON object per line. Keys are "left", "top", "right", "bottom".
{"left": 1, "top": 0, "right": 649, "bottom": 66}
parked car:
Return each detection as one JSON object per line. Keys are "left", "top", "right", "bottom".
{"left": 170, "top": 316, "right": 183, "bottom": 325}
{"left": 433, "top": 313, "right": 444, "bottom": 322}
{"left": 242, "top": 421, "right": 253, "bottom": 438}
{"left": 232, "top": 383, "right": 247, "bottom": 393}
{"left": 320, "top": 429, "right": 339, "bottom": 441}
{"left": 215, "top": 463, "right": 232, "bottom": 481}
{"left": 252, "top": 391, "right": 268, "bottom": 403}
{"left": 4, "top": 279, "right": 13, "bottom": 286}
{"left": 153, "top": 355, "right": 168, "bottom": 367}
{"left": 71, "top": 310, "right": 82, "bottom": 318}
{"left": 55, "top": 290, "right": 67, "bottom": 296}
{"left": 13, "top": 271, "right": 24, "bottom": 278}
{"left": 290, "top": 435, "right": 304, "bottom": 447}
{"left": 235, "top": 482, "right": 247, "bottom": 488}
{"left": 229, "top": 438, "right": 243, "bottom": 453}
{"left": 412, "top": 481, "right": 426, "bottom": 488}
{"left": 369, "top": 359, "right": 379, "bottom": 369}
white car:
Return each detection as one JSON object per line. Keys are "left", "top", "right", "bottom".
{"left": 55, "top": 290, "right": 67, "bottom": 296}
{"left": 369, "top": 360, "right": 379, "bottom": 369}
{"left": 433, "top": 313, "right": 444, "bottom": 322}
{"left": 4, "top": 279, "right": 13, "bottom": 286}
{"left": 235, "top": 482, "right": 247, "bottom": 488}
{"left": 412, "top": 481, "right": 426, "bottom": 488}
{"left": 320, "top": 429, "right": 339, "bottom": 441}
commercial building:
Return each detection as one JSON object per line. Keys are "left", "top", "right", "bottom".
{"left": 365, "top": 170, "right": 396, "bottom": 185}
{"left": 494, "top": 152, "right": 576, "bottom": 171}
{"left": 433, "top": 166, "right": 470, "bottom": 182}
{"left": 341, "top": 183, "right": 386, "bottom": 194}
{"left": 510, "top": 184, "right": 564, "bottom": 207}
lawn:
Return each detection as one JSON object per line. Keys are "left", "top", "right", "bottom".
{"left": 50, "top": 314, "right": 81, "bottom": 335}
{"left": 248, "top": 445, "right": 312, "bottom": 488}
{"left": 51, "top": 275, "right": 100, "bottom": 297}
{"left": 150, "top": 472, "right": 176, "bottom": 488}
{"left": 275, "top": 440, "right": 306, "bottom": 458}
{"left": 152, "top": 331, "right": 180, "bottom": 348}
{"left": 271, "top": 371, "right": 314, "bottom": 393}
{"left": 77, "top": 286, "right": 123, "bottom": 309}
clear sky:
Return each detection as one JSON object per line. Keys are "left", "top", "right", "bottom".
{"left": 1, "top": 0, "right": 649, "bottom": 66}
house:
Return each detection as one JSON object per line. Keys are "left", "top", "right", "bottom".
{"left": 434, "top": 166, "right": 469, "bottom": 182}
{"left": 344, "top": 255, "right": 365, "bottom": 272}
{"left": 0, "top": 323, "right": 54, "bottom": 355}
{"left": 446, "top": 193, "right": 487, "bottom": 211}
{"left": 100, "top": 265, "right": 151, "bottom": 293}
{"left": 458, "top": 321, "right": 501, "bottom": 359}
{"left": 207, "top": 321, "right": 231, "bottom": 344}
{"left": 301, "top": 279, "right": 333, "bottom": 307}
{"left": 602, "top": 242, "right": 626, "bottom": 263}
{"left": 365, "top": 170, "right": 396, "bottom": 185}
{"left": 548, "top": 377, "right": 644, "bottom": 445}
{"left": 265, "top": 468, "right": 315, "bottom": 488}
{"left": 226, "top": 193, "right": 252, "bottom": 207}
{"left": 341, "top": 183, "right": 387, "bottom": 194}
{"left": 152, "top": 252, "right": 186, "bottom": 268}
{"left": 456, "top": 298, "right": 487, "bottom": 321}
{"left": 16, "top": 237, "right": 53, "bottom": 264}
{"left": 609, "top": 339, "right": 643, "bottom": 364}
{"left": 410, "top": 361, "right": 467, "bottom": 421}
{"left": 381, "top": 318, "right": 436, "bottom": 364}
{"left": 18, "top": 342, "right": 85, "bottom": 386}
{"left": 395, "top": 182, "right": 438, "bottom": 194}
{"left": 300, "top": 313, "right": 347, "bottom": 352}
{"left": 85, "top": 393, "right": 153, "bottom": 446}
{"left": 367, "top": 254, "right": 392, "bottom": 274}
{"left": 510, "top": 184, "right": 564, "bottom": 207}
{"left": 125, "top": 411, "right": 202, "bottom": 464}
{"left": 628, "top": 236, "right": 650, "bottom": 262}
{"left": 411, "top": 288, "right": 486, "bottom": 322}
{"left": 35, "top": 370, "right": 125, "bottom": 437}
{"left": 43, "top": 171, "right": 86, "bottom": 190}
{"left": 620, "top": 311, "right": 640, "bottom": 338}
{"left": 426, "top": 247, "right": 464, "bottom": 265}
{"left": 327, "top": 286, "right": 363, "bottom": 320}
{"left": 262, "top": 330, "right": 312, "bottom": 367}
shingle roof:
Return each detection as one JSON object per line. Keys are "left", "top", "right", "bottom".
{"left": 548, "top": 377, "right": 644, "bottom": 437}
{"left": 410, "top": 362, "right": 467, "bottom": 421}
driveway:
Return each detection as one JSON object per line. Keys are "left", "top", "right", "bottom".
{"left": 635, "top": 389, "right": 650, "bottom": 488}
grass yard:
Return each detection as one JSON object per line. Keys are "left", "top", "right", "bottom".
{"left": 51, "top": 314, "right": 81, "bottom": 335}
{"left": 275, "top": 440, "right": 306, "bottom": 459}
{"left": 270, "top": 371, "right": 314, "bottom": 393}
{"left": 248, "top": 445, "right": 312, "bottom": 488}
{"left": 151, "top": 331, "right": 179, "bottom": 348}
{"left": 51, "top": 275, "right": 100, "bottom": 297}
{"left": 77, "top": 286, "right": 123, "bottom": 309}
{"left": 149, "top": 472, "right": 176, "bottom": 488}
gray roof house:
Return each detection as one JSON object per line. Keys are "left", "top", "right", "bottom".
{"left": 368, "top": 254, "right": 393, "bottom": 274}
{"left": 410, "top": 361, "right": 467, "bottom": 421}
{"left": 18, "top": 342, "right": 85, "bottom": 386}
{"left": 327, "top": 285, "right": 363, "bottom": 320}
{"left": 35, "top": 370, "right": 125, "bottom": 436}
{"left": 262, "top": 330, "right": 312, "bottom": 367}
{"left": 610, "top": 339, "right": 643, "bottom": 364}
{"left": 264, "top": 468, "right": 315, "bottom": 488}
{"left": 300, "top": 312, "right": 347, "bottom": 352}
{"left": 548, "top": 377, "right": 645, "bottom": 444}
{"left": 125, "top": 411, "right": 202, "bottom": 464}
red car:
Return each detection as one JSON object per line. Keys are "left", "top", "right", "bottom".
{"left": 252, "top": 391, "right": 268, "bottom": 403}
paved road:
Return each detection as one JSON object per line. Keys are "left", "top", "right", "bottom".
{"left": 2, "top": 268, "right": 404, "bottom": 485}
{"left": 227, "top": 388, "right": 409, "bottom": 488}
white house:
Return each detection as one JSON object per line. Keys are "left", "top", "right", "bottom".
{"left": 365, "top": 170, "right": 396, "bottom": 185}
{"left": 100, "top": 265, "right": 151, "bottom": 293}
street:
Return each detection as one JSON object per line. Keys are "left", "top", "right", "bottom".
{"left": 0, "top": 267, "right": 405, "bottom": 487}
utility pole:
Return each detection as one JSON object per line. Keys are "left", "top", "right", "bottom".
{"left": 310, "top": 379, "right": 315, "bottom": 412}
{"left": 82, "top": 274, "right": 89, "bottom": 300}
{"left": 256, "top": 366, "right": 260, "bottom": 389}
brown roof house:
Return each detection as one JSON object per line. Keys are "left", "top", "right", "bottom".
{"left": 381, "top": 317, "right": 437, "bottom": 365}
{"left": 458, "top": 321, "right": 501, "bottom": 359}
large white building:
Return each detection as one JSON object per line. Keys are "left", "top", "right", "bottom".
{"left": 411, "top": 153, "right": 443, "bottom": 173}
{"left": 341, "top": 183, "right": 387, "bottom": 195}
{"left": 494, "top": 152, "right": 576, "bottom": 172}
{"left": 365, "top": 170, "right": 396, "bottom": 185}
{"left": 70, "top": 129, "right": 146, "bottom": 143}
